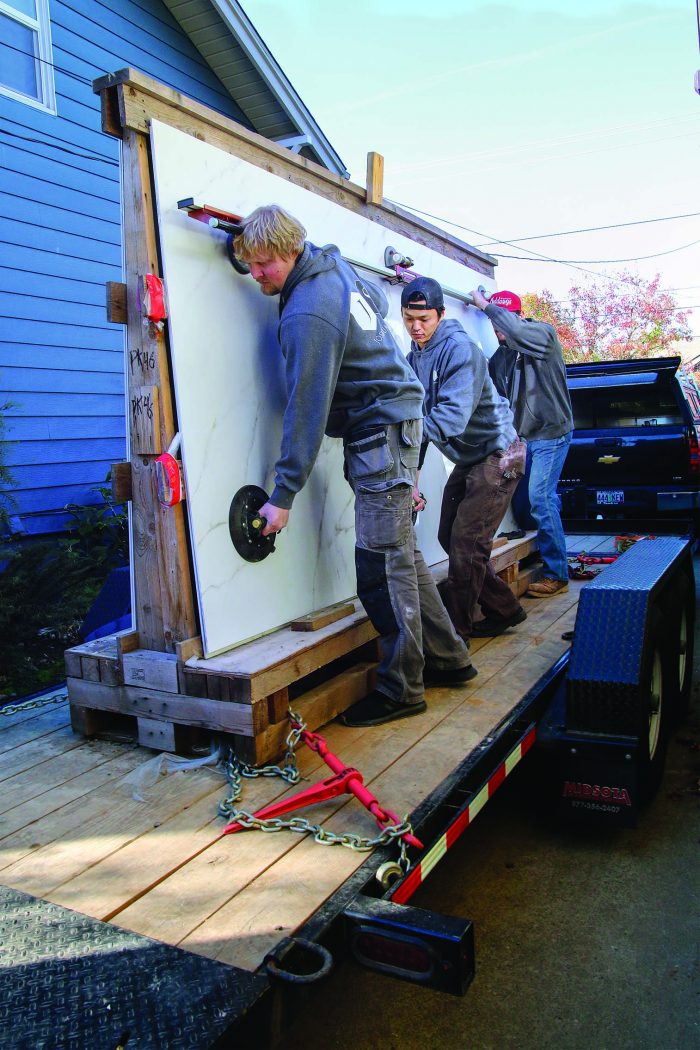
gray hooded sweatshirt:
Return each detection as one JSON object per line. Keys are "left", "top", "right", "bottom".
{"left": 484, "top": 305, "right": 573, "bottom": 441}
{"left": 271, "top": 242, "right": 424, "bottom": 508}
{"left": 407, "top": 318, "right": 516, "bottom": 468}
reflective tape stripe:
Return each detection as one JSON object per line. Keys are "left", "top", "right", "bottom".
{"left": 392, "top": 725, "right": 536, "bottom": 905}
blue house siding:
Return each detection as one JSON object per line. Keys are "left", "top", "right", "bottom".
{"left": 0, "top": 0, "right": 253, "bottom": 534}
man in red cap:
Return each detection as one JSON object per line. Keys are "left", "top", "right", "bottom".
{"left": 471, "top": 288, "right": 573, "bottom": 598}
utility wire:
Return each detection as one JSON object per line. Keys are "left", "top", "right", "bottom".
{"left": 495, "top": 237, "right": 700, "bottom": 265}
{"left": 475, "top": 211, "right": 700, "bottom": 248}
{"left": 0, "top": 124, "right": 118, "bottom": 166}
{"left": 0, "top": 37, "right": 93, "bottom": 88}
{"left": 387, "top": 197, "right": 636, "bottom": 287}
{"left": 388, "top": 197, "right": 700, "bottom": 277}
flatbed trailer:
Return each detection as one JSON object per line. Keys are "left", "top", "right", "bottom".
{"left": 1, "top": 532, "right": 695, "bottom": 1048}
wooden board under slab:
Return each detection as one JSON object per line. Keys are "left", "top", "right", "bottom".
{"left": 0, "top": 572, "right": 591, "bottom": 976}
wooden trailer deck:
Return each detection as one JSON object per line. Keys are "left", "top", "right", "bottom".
{"left": 0, "top": 535, "right": 616, "bottom": 975}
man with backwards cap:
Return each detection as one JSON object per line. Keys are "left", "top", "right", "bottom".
{"left": 471, "top": 288, "right": 573, "bottom": 598}
{"left": 401, "top": 276, "right": 528, "bottom": 641}
{"left": 232, "top": 204, "right": 474, "bottom": 728}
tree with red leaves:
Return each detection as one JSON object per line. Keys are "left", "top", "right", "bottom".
{"left": 521, "top": 271, "right": 692, "bottom": 363}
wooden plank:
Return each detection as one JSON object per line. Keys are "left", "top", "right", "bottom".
{"left": 290, "top": 601, "right": 355, "bottom": 633}
{"left": 123, "top": 650, "right": 180, "bottom": 693}
{"left": 0, "top": 704, "right": 71, "bottom": 755}
{"left": 111, "top": 461, "right": 133, "bottom": 503}
{"left": 64, "top": 649, "right": 83, "bottom": 678}
{"left": 178, "top": 676, "right": 522, "bottom": 970}
{"left": 117, "top": 631, "right": 141, "bottom": 656}
{"left": 129, "top": 383, "right": 161, "bottom": 455}
{"left": 0, "top": 765, "right": 221, "bottom": 899}
{"left": 175, "top": 635, "right": 203, "bottom": 662}
{"left": 186, "top": 611, "right": 378, "bottom": 702}
{"left": 490, "top": 531, "right": 538, "bottom": 574}
{"left": 366, "top": 151, "right": 384, "bottom": 206}
{"left": 235, "top": 662, "right": 375, "bottom": 766}
{"left": 0, "top": 726, "right": 87, "bottom": 787}
{"left": 498, "top": 563, "right": 519, "bottom": 586}
{"left": 0, "top": 747, "right": 144, "bottom": 863}
{"left": 182, "top": 592, "right": 594, "bottom": 972}
{"left": 69, "top": 703, "right": 101, "bottom": 738}
{"left": 137, "top": 716, "right": 176, "bottom": 751}
{"left": 3, "top": 578, "right": 589, "bottom": 965}
{"left": 66, "top": 677, "right": 261, "bottom": 736}
{"left": 121, "top": 126, "right": 197, "bottom": 653}
{"left": 514, "top": 562, "right": 543, "bottom": 597}
{"left": 49, "top": 787, "right": 227, "bottom": 922}
{"left": 0, "top": 734, "right": 132, "bottom": 814}
{"left": 80, "top": 657, "right": 102, "bottom": 683}
{"left": 106, "top": 280, "right": 127, "bottom": 324}
{"left": 93, "top": 71, "right": 495, "bottom": 276}
{"left": 266, "top": 688, "right": 289, "bottom": 726}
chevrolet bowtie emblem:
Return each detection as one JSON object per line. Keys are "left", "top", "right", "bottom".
{"left": 598, "top": 455, "right": 620, "bottom": 464}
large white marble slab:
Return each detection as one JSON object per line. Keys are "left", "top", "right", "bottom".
{"left": 149, "top": 120, "right": 495, "bottom": 656}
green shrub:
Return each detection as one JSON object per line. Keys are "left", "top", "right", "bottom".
{"left": 0, "top": 481, "right": 129, "bottom": 701}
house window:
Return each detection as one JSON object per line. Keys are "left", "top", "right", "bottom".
{"left": 0, "top": 0, "right": 56, "bottom": 112}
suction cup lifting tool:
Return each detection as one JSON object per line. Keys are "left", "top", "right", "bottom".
{"left": 229, "top": 485, "right": 277, "bottom": 562}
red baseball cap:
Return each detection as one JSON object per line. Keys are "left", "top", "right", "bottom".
{"left": 489, "top": 290, "right": 522, "bottom": 312}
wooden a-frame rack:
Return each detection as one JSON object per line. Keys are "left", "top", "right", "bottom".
{"left": 65, "top": 69, "right": 533, "bottom": 763}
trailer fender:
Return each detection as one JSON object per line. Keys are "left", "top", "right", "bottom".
{"left": 565, "top": 535, "right": 694, "bottom": 802}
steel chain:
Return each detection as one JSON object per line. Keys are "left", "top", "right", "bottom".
{"left": 1, "top": 689, "right": 68, "bottom": 717}
{"left": 218, "top": 709, "right": 415, "bottom": 857}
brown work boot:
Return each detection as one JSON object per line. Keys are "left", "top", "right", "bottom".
{"left": 527, "top": 577, "right": 569, "bottom": 598}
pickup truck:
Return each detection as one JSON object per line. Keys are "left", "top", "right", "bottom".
{"left": 558, "top": 356, "right": 700, "bottom": 533}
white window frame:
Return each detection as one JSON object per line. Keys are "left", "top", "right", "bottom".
{"left": 0, "top": 0, "right": 56, "bottom": 114}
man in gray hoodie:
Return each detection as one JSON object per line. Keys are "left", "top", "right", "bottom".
{"left": 232, "top": 205, "right": 473, "bottom": 727}
{"left": 471, "top": 289, "right": 573, "bottom": 598}
{"left": 401, "top": 277, "right": 527, "bottom": 640}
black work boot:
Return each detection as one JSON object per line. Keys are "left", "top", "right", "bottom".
{"left": 470, "top": 607, "right": 527, "bottom": 637}
{"left": 423, "top": 663, "right": 478, "bottom": 687}
{"left": 340, "top": 690, "right": 427, "bottom": 727}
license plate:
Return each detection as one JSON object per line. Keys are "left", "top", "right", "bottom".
{"left": 596, "top": 490, "right": 625, "bottom": 506}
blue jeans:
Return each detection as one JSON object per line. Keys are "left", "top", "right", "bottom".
{"left": 527, "top": 433, "right": 572, "bottom": 582}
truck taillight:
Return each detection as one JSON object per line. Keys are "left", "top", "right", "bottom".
{"left": 687, "top": 430, "right": 700, "bottom": 476}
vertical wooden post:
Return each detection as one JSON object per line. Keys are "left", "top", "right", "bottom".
{"left": 366, "top": 151, "right": 384, "bottom": 206}
{"left": 121, "top": 127, "right": 198, "bottom": 652}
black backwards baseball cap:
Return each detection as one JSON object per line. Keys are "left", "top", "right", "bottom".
{"left": 400, "top": 276, "right": 445, "bottom": 312}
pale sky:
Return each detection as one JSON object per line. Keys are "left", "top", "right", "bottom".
{"left": 239, "top": 0, "right": 700, "bottom": 354}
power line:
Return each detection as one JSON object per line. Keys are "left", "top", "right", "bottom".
{"left": 495, "top": 237, "right": 700, "bottom": 265}
{"left": 0, "top": 124, "right": 118, "bottom": 167}
{"left": 389, "top": 196, "right": 700, "bottom": 273}
{"left": 475, "top": 211, "right": 700, "bottom": 248}
{"left": 387, "top": 197, "right": 641, "bottom": 287}
{"left": 0, "top": 37, "right": 93, "bottom": 88}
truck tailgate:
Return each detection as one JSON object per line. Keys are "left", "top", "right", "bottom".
{"left": 563, "top": 427, "right": 691, "bottom": 484}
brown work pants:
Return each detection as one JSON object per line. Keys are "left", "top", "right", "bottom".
{"left": 437, "top": 453, "right": 522, "bottom": 639}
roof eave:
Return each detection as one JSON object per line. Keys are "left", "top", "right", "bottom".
{"left": 210, "top": 0, "right": 349, "bottom": 178}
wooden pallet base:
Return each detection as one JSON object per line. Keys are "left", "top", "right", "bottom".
{"left": 66, "top": 608, "right": 380, "bottom": 764}
{"left": 65, "top": 532, "right": 537, "bottom": 763}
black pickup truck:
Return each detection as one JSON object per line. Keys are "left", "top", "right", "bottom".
{"left": 558, "top": 356, "right": 700, "bottom": 533}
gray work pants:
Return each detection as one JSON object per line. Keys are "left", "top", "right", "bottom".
{"left": 344, "top": 420, "right": 470, "bottom": 705}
